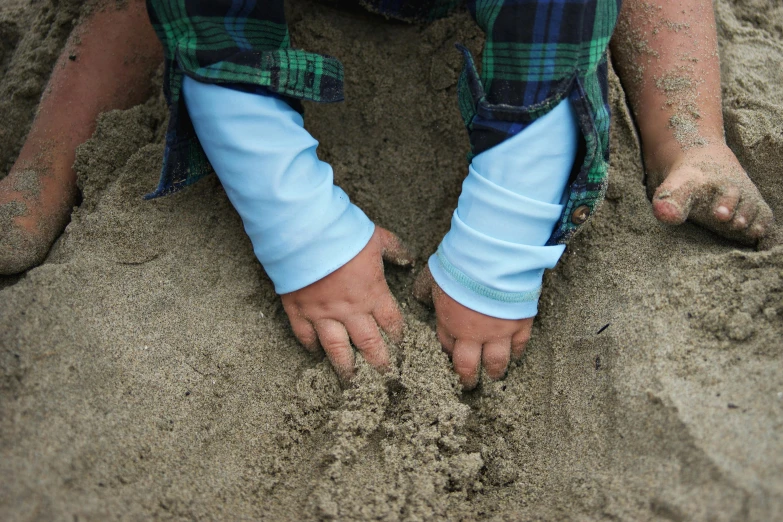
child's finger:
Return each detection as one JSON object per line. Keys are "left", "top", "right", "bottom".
{"left": 482, "top": 339, "right": 511, "bottom": 380}
{"left": 436, "top": 321, "right": 455, "bottom": 355}
{"left": 511, "top": 327, "right": 532, "bottom": 360}
{"left": 372, "top": 292, "right": 404, "bottom": 345}
{"left": 451, "top": 339, "right": 482, "bottom": 390}
{"left": 314, "top": 319, "right": 355, "bottom": 381}
{"left": 377, "top": 227, "right": 415, "bottom": 267}
{"left": 288, "top": 312, "right": 320, "bottom": 352}
{"left": 413, "top": 265, "right": 434, "bottom": 305}
{"left": 345, "top": 315, "right": 390, "bottom": 371}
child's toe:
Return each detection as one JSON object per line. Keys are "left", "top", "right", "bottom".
{"left": 748, "top": 204, "right": 774, "bottom": 239}
{"left": 652, "top": 189, "right": 690, "bottom": 225}
{"left": 651, "top": 171, "right": 696, "bottom": 225}
{"left": 712, "top": 185, "right": 740, "bottom": 222}
{"left": 731, "top": 198, "right": 758, "bottom": 231}
{"left": 482, "top": 340, "right": 511, "bottom": 380}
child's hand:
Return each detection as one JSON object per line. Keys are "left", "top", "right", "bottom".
{"left": 414, "top": 266, "right": 533, "bottom": 389}
{"left": 281, "top": 227, "right": 413, "bottom": 380}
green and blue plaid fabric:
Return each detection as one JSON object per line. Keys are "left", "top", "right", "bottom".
{"left": 146, "top": 0, "right": 619, "bottom": 244}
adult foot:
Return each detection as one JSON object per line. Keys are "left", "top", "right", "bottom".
{"left": 646, "top": 143, "right": 773, "bottom": 243}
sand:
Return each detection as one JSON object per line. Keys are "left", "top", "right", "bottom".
{"left": 1, "top": 0, "right": 782, "bottom": 520}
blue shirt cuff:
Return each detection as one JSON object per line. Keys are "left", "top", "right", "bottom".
{"left": 429, "top": 251, "right": 542, "bottom": 320}
{"left": 429, "top": 98, "right": 577, "bottom": 319}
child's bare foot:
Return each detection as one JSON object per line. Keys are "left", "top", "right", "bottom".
{"left": 0, "top": 158, "right": 77, "bottom": 274}
{"left": 646, "top": 142, "right": 773, "bottom": 243}
{"left": 0, "top": 0, "right": 161, "bottom": 275}
{"left": 612, "top": 0, "right": 774, "bottom": 244}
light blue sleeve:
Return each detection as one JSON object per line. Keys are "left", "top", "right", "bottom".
{"left": 428, "top": 98, "right": 578, "bottom": 319}
{"left": 182, "top": 76, "right": 375, "bottom": 295}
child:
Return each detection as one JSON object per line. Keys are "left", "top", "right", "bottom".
{"left": 0, "top": 0, "right": 773, "bottom": 389}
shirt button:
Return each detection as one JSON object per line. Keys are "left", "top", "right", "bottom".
{"left": 571, "top": 205, "right": 591, "bottom": 225}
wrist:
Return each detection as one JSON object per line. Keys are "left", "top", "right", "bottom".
{"left": 263, "top": 202, "right": 375, "bottom": 294}
{"left": 429, "top": 97, "right": 577, "bottom": 319}
{"left": 428, "top": 250, "right": 542, "bottom": 320}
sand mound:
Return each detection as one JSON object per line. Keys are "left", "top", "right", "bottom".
{"left": 1, "top": 0, "right": 781, "bottom": 520}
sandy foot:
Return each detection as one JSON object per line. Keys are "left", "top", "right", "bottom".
{"left": 0, "top": 167, "right": 76, "bottom": 275}
{"left": 647, "top": 143, "right": 774, "bottom": 244}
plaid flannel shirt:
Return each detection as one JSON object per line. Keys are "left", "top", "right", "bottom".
{"left": 146, "top": 0, "right": 619, "bottom": 245}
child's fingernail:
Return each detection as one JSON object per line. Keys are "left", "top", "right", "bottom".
{"left": 716, "top": 205, "right": 730, "bottom": 217}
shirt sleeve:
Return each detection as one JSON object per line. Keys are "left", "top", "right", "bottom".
{"left": 182, "top": 76, "right": 375, "bottom": 294}
{"left": 428, "top": 98, "right": 578, "bottom": 320}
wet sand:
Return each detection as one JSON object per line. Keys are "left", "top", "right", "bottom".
{"left": 1, "top": 0, "right": 782, "bottom": 520}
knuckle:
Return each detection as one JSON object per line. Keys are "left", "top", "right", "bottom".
{"left": 320, "top": 337, "right": 347, "bottom": 355}
{"left": 452, "top": 360, "right": 476, "bottom": 377}
{"left": 356, "top": 334, "right": 384, "bottom": 353}
{"left": 484, "top": 353, "right": 509, "bottom": 370}
{"left": 485, "top": 361, "right": 508, "bottom": 379}
{"left": 283, "top": 303, "right": 302, "bottom": 320}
